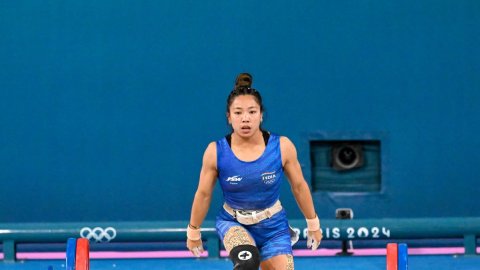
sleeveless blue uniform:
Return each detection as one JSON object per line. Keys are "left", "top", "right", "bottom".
{"left": 215, "top": 133, "right": 292, "bottom": 261}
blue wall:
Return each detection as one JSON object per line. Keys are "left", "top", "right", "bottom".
{"left": 1, "top": 1, "right": 479, "bottom": 222}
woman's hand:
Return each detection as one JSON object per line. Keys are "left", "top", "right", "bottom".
{"left": 187, "top": 238, "right": 204, "bottom": 257}
{"left": 306, "top": 229, "right": 322, "bottom": 250}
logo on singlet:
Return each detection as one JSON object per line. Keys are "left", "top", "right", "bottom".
{"left": 226, "top": 175, "right": 242, "bottom": 183}
{"left": 261, "top": 171, "right": 276, "bottom": 184}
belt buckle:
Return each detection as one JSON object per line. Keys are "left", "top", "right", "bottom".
{"left": 236, "top": 211, "right": 255, "bottom": 225}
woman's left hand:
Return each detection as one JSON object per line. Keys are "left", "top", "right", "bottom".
{"left": 306, "top": 229, "right": 322, "bottom": 251}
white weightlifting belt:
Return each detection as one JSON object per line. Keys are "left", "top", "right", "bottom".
{"left": 223, "top": 200, "right": 283, "bottom": 225}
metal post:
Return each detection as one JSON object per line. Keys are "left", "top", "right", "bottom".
{"left": 464, "top": 234, "right": 477, "bottom": 255}
{"left": 207, "top": 236, "right": 220, "bottom": 258}
{"left": 3, "top": 240, "right": 16, "bottom": 262}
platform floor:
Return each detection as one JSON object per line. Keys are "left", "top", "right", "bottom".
{"left": 1, "top": 255, "right": 480, "bottom": 270}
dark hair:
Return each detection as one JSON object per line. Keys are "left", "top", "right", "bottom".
{"left": 226, "top": 86, "right": 264, "bottom": 113}
{"left": 235, "top": 73, "right": 253, "bottom": 88}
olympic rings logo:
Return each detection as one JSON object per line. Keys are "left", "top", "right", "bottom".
{"left": 80, "top": 227, "right": 117, "bottom": 242}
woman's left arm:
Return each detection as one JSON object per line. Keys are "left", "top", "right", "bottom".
{"left": 281, "top": 136, "right": 322, "bottom": 249}
{"left": 281, "top": 136, "right": 316, "bottom": 218}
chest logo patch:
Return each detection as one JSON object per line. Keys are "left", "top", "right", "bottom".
{"left": 261, "top": 171, "right": 276, "bottom": 184}
{"left": 226, "top": 175, "right": 242, "bottom": 184}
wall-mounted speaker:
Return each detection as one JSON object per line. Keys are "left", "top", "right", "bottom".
{"left": 331, "top": 144, "right": 364, "bottom": 171}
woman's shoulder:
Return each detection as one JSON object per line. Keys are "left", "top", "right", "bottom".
{"left": 276, "top": 134, "right": 292, "bottom": 144}
{"left": 203, "top": 141, "right": 218, "bottom": 155}
{"left": 204, "top": 136, "right": 227, "bottom": 155}
{"left": 202, "top": 141, "right": 218, "bottom": 167}
{"left": 207, "top": 141, "right": 217, "bottom": 148}
{"left": 278, "top": 136, "right": 297, "bottom": 155}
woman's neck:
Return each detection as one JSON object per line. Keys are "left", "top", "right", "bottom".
{"left": 231, "top": 130, "right": 264, "bottom": 147}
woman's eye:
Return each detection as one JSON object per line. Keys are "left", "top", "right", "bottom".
{"left": 249, "top": 111, "right": 257, "bottom": 114}
{"left": 234, "top": 112, "right": 242, "bottom": 115}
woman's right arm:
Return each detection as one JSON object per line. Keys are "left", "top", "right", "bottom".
{"left": 186, "top": 142, "right": 218, "bottom": 256}
{"left": 189, "top": 142, "right": 218, "bottom": 227}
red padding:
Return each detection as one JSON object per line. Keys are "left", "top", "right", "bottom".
{"left": 75, "top": 238, "right": 90, "bottom": 270}
{"left": 386, "top": 243, "right": 398, "bottom": 270}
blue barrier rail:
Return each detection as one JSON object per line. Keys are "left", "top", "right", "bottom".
{"left": 1, "top": 218, "right": 479, "bottom": 262}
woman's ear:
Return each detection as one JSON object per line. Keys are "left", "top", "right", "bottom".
{"left": 226, "top": 112, "right": 231, "bottom": 124}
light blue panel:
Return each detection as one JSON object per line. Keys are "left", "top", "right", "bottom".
{"left": 0, "top": 0, "right": 479, "bottom": 222}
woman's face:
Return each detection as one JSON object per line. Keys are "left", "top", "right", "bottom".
{"left": 227, "top": 95, "right": 263, "bottom": 138}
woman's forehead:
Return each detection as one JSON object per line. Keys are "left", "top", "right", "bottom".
{"left": 230, "top": 95, "right": 260, "bottom": 108}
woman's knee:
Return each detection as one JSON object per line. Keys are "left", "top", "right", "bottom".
{"left": 223, "top": 226, "right": 259, "bottom": 270}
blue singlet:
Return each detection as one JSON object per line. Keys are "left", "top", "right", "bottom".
{"left": 215, "top": 133, "right": 292, "bottom": 261}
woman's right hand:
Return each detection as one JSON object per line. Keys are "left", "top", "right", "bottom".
{"left": 187, "top": 238, "right": 204, "bottom": 257}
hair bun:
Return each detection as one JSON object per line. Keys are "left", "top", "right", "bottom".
{"left": 235, "top": 73, "right": 253, "bottom": 88}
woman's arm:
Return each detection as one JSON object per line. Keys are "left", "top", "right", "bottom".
{"left": 189, "top": 142, "right": 218, "bottom": 227}
{"left": 187, "top": 142, "right": 218, "bottom": 256}
{"left": 280, "top": 136, "right": 322, "bottom": 250}
{"left": 281, "top": 136, "right": 316, "bottom": 218}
